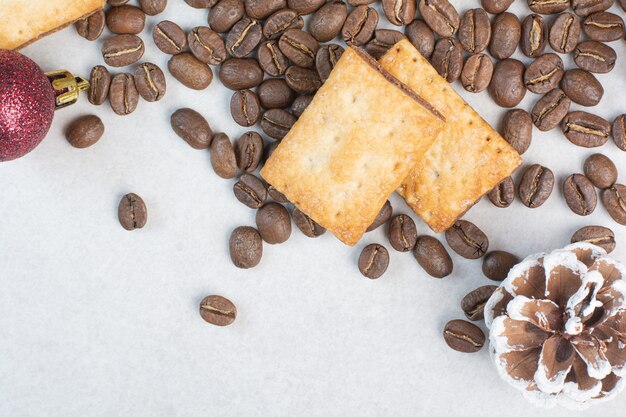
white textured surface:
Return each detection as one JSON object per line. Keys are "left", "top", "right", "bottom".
{"left": 0, "top": 1, "right": 625, "bottom": 416}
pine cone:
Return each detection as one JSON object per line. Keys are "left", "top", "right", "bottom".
{"left": 485, "top": 243, "right": 626, "bottom": 409}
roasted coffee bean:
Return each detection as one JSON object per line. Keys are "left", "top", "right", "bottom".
{"left": 279, "top": 29, "right": 319, "bottom": 68}
{"left": 291, "top": 95, "right": 314, "bottom": 117}
{"left": 109, "top": 73, "right": 139, "bottom": 115}
{"left": 583, "top": 12, "right": 625, "bottom": 41}
{"left": 382, "top": 0, "right": 417, "bottom": 26}
{"left": 458, "top": 9, "right": 491, "bottom": 54}
{"left": 461, "top": 54, "right": 493, "bottom": 93}
{"left": 185, "top": 0, "right": 217, "bottom": 7}
{"left": 256, "top": 203, "right": 291, "bottom": 244}
{"left": 258, "top": 41, "right": 289, "bottom": 77}
{"left": 572, "top": 0, "right": 613, "bottom": 17}
{"left": 134, "top": 63, "right": 166, "bottom": 102}
{"left": 365, "top": 29, "right": 405, "bottom": 60}
{"left": 366, "top": 200, "right": 392, "bottom": 232}
{"left": 482, "top": 251, "right": 519, "bottom": 281}
{"left": 501, "top": 109, "right": 532, "bottom": 154}
{"left": 316, "top": 44, "right": 344, "bottom": 82}
{"left": 245, "top": 0, "right": 286, "bottom": 20}
{"left": 342, "top": 5, "right": 379, "bottom": 46}
{"left": 153, "top": 20, "right": 186, "bottom": 54}
{"left": 75, "top": 9, "right": 105, "bottom": 41}
{"left": 481, "top": 0, "right": 514, "bottom": 14}
{"left": 461, "top": 285, "right": 498, "bottom": 321}
{"left": 226, "top": 18, "right": 262, "bottom": 58}
{"left": 524, "top": 53, "right": 564, "bottom": 94}
{"left": 431, "top": 37, "right": 463, "bottom": 83}
{"left": 265, "top": 141, "right": 279, "bottom": 163}
{"left": 229, "top": 226, "right": 263, "bottom": 269}
{"left": 489, "top": 59, "right": 526, "bottom": 108}
{"left": 288, "top": 0, "right": 325, "bottom": 15}
{"left": 230, "top": 90, "right": 261, "bottom": 127}
{"left": 561, "top": 69, "right": 603, "bottom": 107}
{"left": 219, "top": 58, "right": 264, "bottom": 90}
{"left": 170, "top": 108, "right": 213, "bottom": 149}
{"left": 584, "top": 153, "right": 617, "bottom": 188}
{"left": 445, "top": 220, "right": 489, "bottom": 259}
{"left": 405, "top": 19, "right": 435, "bottom": 58}
{"left": 168, "top": 53, "right": 213, "bottom": 90}
{"left": 106, "top": 5, "right": 145, "bottom": 34}
{"left": 261, "top": 109, "right": 297, "bottom": 139}
{"left": 258, "top": 79, "right": 296, "bottom": 109}
{"left": 310, "top": 1, "right": 348, "bottom": 42}
{"left": 528, "top": 0, "right": 571, "bottom": 13}
{"left": 293, "top": 207, "right": 326, "bottom": 237}
{"left": 563, "top": 173, "right": 598, "bottom": 215}
{"left": 549, "top": 12, "right": 581, "bottom": 54}
{"left": 519, "top": 164, "right": 555, "bottom": 208}
{"left": 65, "top": 115, "right": 104, "bottom": 149}
{"left": 234, "top": 174, "right": 268, "bottom": 209}
{"left": 488, "top": 177, "right": 515, "bottom": 208}
{"left": 102, "top": 35, "right": 144, "bottom": 67}
{"left": 419, "top": 0, "right": 459, "bottom": 37}
{"left": 603, "top": 184, "right": 626, "bottom": 225}
{"left": 443, "top": 320, "right": 485, "bottom": 353}
{"left": 388, "top": 214, "right": 418, "bottom": 252}
{"left": 285, "top": 66, "right": 321, "bottom": 94}
{"left": 108, "top": 0, "right": 130, "bottom": 5}
{"left": 612, "top": 114, "right": 626, "bottom": 151}
{"left": 210, "top": 133, "right": 237, "bottom": 179}
{"left": 562, "top": 111, "right": 611, "bottom": 147}
{"left": 358, "top": 244, "right": 390, "bottom": 279}
{"left": 88, "top": 65, "right": 111, "bottom": 105}
{"left": 413, "top": 235, "right": 453, "bottom": 278}
{"left": 199, "top": 295, "right": 236, "bottom": 326}
{"left": 571, "top": 225, "right": 616, "bottom": 252}
{"left": 521, "top": 14, "right": 548, "bottom": 57}
{"left": 490, "top": 13, "right": 521, "bottom": 60}
{"left": 118, "top": 193, "right": 147, "bottom": 231}
{"left": 531, "top": 89, "right": 571, "bottom": 131}
{"left": 621, "top": 0, "right": 626, "bottom": 10}
{"left": 235, "top": 132, "right": 264, "bottom": 172}
{"left": 574, "top": 41, "right": 616, "bottom": 73}
{"left": 139, "top": 0, "right": 167, "bottom": 15}
{"left": 208, "top": 0, "right": 244, "bottom": 33}
{"left": 268, "top": 186, "right": 289, "bottom": 203}
{"left": 188, "top": 27, "right": 226, "bottom": 65}
{"left": 263, "top": 8, "right": 304, "bottom": 39}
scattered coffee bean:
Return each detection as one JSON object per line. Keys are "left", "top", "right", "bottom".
{"left": 342, "top": 5, "right": 379, "bottom": 46}
{"left": 229, "top": 226, "right": 263, "bottom": 269}
{"left": 245, "top": 0, "right": 286, "bottom": 20}
{"left": 358, "top": 244, "right": 390, "bottom": 279}
{"left": 134, "top": 63, "right": 166, "bottom": 102}
{"left": 258, "top": 41, "right": 290, "bottom": 77}
{"left": 562, "top": 111, "right": 611, "bottom": 148}
{"left": 459, "top": 9, "right": 491, "bottom": 54}
{"left": 419, "top": 0, "right": 460, "bottom": 38}
{"left": 561, "top": 69, "right": 603, "bottom": 107}
{"left": 265, "top": 141, "right": 279, "bottom": 161}
{"left": 188, "top": 26, "right": 227, "bottom": 65}
{"left": 234, "top": 174, "right": 268, "bottom": 209}
{"left": 102, "top": 34, "right": 145, "bottom": 67}
{"left": 521, "top": 14, "right": 547, "bottom": 57}
{"left": 310, "top": 1, "right": 348, "bottom": 42}
{"left": 235, "top": 132, "right": 264, "bottom": 172}
{"left": 293, "top": 207, "right": 326, "bottom": 237}
{"left": 118, "top": 193, "right": 147, "bottom": 231}
{"left": 258, "top": 79, "right": 296, "bottom": 109}
{"left": 531, "top": 88, "right": 571, "bottom": 131}
{"left": 489, "top": 59, "right": 526, "bottom": 108}
{"left": 199, "top": 295, "right": 237, "bottom": 326}
{"left": 603, "top": 184, "right": 626, "bottom": 225}
{"left": 208, "top": 0, "right": 245, "bottom": 33}
{"left": 256, "top": 203, "right": 291, "bottom": 244}
{"left": 529, "top": 0, "right": 570, "bottom": 13}
{"left": 263, "top": 8, "right": 303, "bottom": 39}
{"left": 571, "top": 225, "right": 616, "bottom": 253}
{"left": 268, "top": 186, "right": 289, "bottom": 203}
{"left": 65, "top": 115, "right": 104, "bottom": 149}
{"left": 488, "top": 177, "right": 515, "bottom": 208}
{"left": 210, "top": 133, "right": 237, "bottom": 179}
{"left": 461, "top": 54, "right": 493, "bottom": 93}
{"left": 185, "top": 0, "right": 216, "bottom": 7}
{"left": 109, "top": 0, "right": 131, "bottom": 5}
{"left": 572, "top": 0, "right": 613, "bottom": 18}
{"left": 388, "top": 214, "right": 418, "bottom": 252}
{"left": 563, "top": 173, "right": 597, "bottom": 216}
{"left": 261, "top": 109, "right": 297, "bottom": 140}
{"left": 524, "top": 53, "right": 564, "bottom": 94}
{"left": 461, "top": 285, "right": 498, "bottom": 321}
{"left": 153, "top": 20, "right": 187, "bottom": 54}
{"left": 139, "top": 0, "right": 167, "bottom": 16}
{"left": 574, "top": 40, "right": 616, "bottom": 73}
{"left": 88, "top": 65, "right": 111, "bottom": 105}
{"left": 583, "top": 12, "right": 625, "bottom": 41}
{"left": 291, "top": 95, "right": 314, "bottom": 117}
{"left": 549, "top": 12, "right": 581, "bottom": 54}
{"left": 445, "top": 220, "right": 489, "bottom": 259}
{"left": 171, "top": 108, "right": 213, "bottom": 149}
{"left": 482, "top": 250, "right": 519, "bottom": 281}
{"left": 383, "top": 0, "right": 416, "bottom": 26}
{"left": 413, "top": 235, "right": 453, "bottom": 278}
{"left": 519, "top": 164, "right": 555, "bottom": 208}
{"left": 285, "top": 66, "right": 322, "bottom": 94}
{"left": 106, "top": 5, "right": 145, "bottom": 35}
{"left": 443, "top": 319, "right": 485, "bottom": 353}
{"left": 230, "top": 90, "right": 261, "bottom": 127}
{"left": 75, "top": 9, "right": 105, "bottom": 41}
{"left": 431, "top": 37, "right": 463, "bottom": 83}
{"left": 226, "top": 17, "right": 263, "bottom": 58}
{"left": 279, "top": 29, "right": 319, "bottom": 68}
{"left": 482, "top": 0, "right": 514, "bottom": 14}
{"left": 490, "top": 12, "right": 521, "bottom": 60}
{"left": 501, "top": 109, "right": 532, "bottom": 154}
{"left": 219, "top": 58, "right": 264, "bottom": 90}
{"left": 316, "top": 44, "right": 345, "bottom": 82}
{"left": 109, "top": 73, "right": 139, "bottom": 115}
{"left": 366, "top": 200, "right": 393, "bottom": 232}
{"left": 405, "top": 19, "right": 435, "bottom": 58}
{"left": 168, "top": 53, "right": 213, "bottom": 90}
{"left": 612, "top": 114, "right": 626, "bottom": 151}
{"left": 288, "top": 0, "right": 325, "bottom": 15}
{"left": 583, "top": 154, "right": 617, "bottom": 189}
{"left": 365, "top": 29, "right": 405, "bottom": 60}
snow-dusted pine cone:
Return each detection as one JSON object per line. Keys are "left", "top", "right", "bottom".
{"left": 485, "top": 243, "right": 626, "bottom": 409}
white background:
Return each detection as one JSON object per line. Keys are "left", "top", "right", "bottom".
{"left": 1, "top": 1, "right": 625, "bottom": 416}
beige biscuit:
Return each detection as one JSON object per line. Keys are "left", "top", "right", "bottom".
{"left": 0, "top": 0, "right": 104, "bottom": 50}
{"left": 261, "top": 47, "right": 444, "bottom": 246}
{"left": 379, "top": 40, "right": 522, "bottom": 233}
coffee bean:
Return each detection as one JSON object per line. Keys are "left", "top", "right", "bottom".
{"left": 488, "top": 176, "right": 515, "bottom": 208}
{"left": 75, "top": 9, "right": 105, "bottom": 41}
{"left": 263, "top": 8, "right": 304, "bottom": 40}
{"left": 366, "top": 200, "right": 393, "bottom": 232}
{"left": 208, "top": 0, "right": 244, "bottom": 33}
{"left": 388, "top": 214, "right": 417, "bottom": 252}
{"left": 461, "top": 53, "right": 493, "bottom": 93}
{"left": 621, "top": 0, "right": 626, "bottom": 10}
{"left": 583, "top": 12, "right": 625, "bottom": 42}
{"left": 235, "top": 132, "right": 264, "bottom": 172}
{"left": 106, "top": 5, "right": 145, "bottom": 34}
{"left": 234, "top": 174, "right": 268, "bottom": 209}
{"left": 431, "top": 37, "right": 463, "bottom": 83}
{"left": 279, "top": 29, "right": 319, "bottom": 68}
{"left": 572, "top": 0, "right": 613, "bottom": 17}
{"left": 531, "top": 89, "right": 571, "bottom": 131}
{"left": 226, "top": 17, "right": 263, "bottom": 58}
{"left": 419, "top": 0, "right": 459, "bottom": 37}
{"left": 524, "top": 53, "right": 564, "bottom": 94}
{"left": 316, "top": 44, "right": 344, "bottom": 82}
{"left": 229, "top": 226, "right": 263, "bottom": 269}
{"left": 256, "top": 203, "right": 292, "bottom": 244}
{"left": 265, "top": 141, "right": 280, "bottom": 163}
{"left": 358, "top": 244, "right": 390, "bottom": 279}
{"left": 219, "top": 58, "right": 264, "bottom": 90}
{"left": 88, "top": 65, "right": 111, "bottom": 106}
{"left": 612, "top": 114, "right": 626, "bottom": 151}
{"left": 288, "top": 0, "right": 325, "bottom": 15}
{"left": 602, "top": 184, "right": 626, "bottom": 225}
{"left": 482, "top": 251, "right": 519, "bottom": 281}
{"left": 65, "top": 115, "right": 104, "bottom": 149}
{"left": 561, "top": 69, "right": 603, "bottom": 107}
{"left": 245, "top": 0, "right": 286, "bottom": 20}
{"left": 261, "top": 109, "right": 297, "bottom": 139}
{"left": 382, "top": 0, "right": 416, "bottom": 26}
{"left": 574, "top": 40, "right": 616, "bottom": 73}
{"left": 108, "top": 0, "right": 130, "bottom": 5}
{"left": 489, "top": 59, "right": 526, "bottom": 108}
{"left": 501, "top": 109, "right": 532, "bottom": 154}
{"left": 268, "top": 186, "right": 289, "bottom": 203}
{"left": 562, "top": 111, "right": 611, "bottom": 147}
{"left": 118, "top": 193, "right": 147, "bottom": 231}
{"left": 168, "top": 53, "right": 213, "bottom": 90}
{"left": 139, "top": 0, "right": 167, "bottom": 15}
{"left": 134, "top": 63, "right": 166, "bottom": 102}
{"left": 458, "top": 9, "right": 491, "bottom": 54}
{"left": 342, "top": 5, "right": 379, "bottom": 46}
{"left": 258, "top": 41, "right": 290, "bottom": 77}
{"left": 519, "top": 164, "right": 555, "bottom": 208}
{"left": 445, "top": 220, "right": 489, "bottom": 259}
{"left": 521, "top": 14, "right": 548, "bottom": 58}
{"left": 230, "top": 90, "right": 261, "bottom": 127}
{"left": 443, "top": 320, "right": 485, "bottom": 353}
{"left": 285, "top": 66, "right": 321, "bottom": 94}
{"left": 293, "top": 207, "right": 326, "bottom": 237}
{"left": 185, "top": 0, "right": 217, "bottom": 7}
{"left": 461, "top": 285, "right": 498, "bottom": 321}
{"left": 583, "top": 153, "right": 617, "bottom": 189}
{"left": 102, "top": 35, "right": 144, "bottom": 67}
{"left": 171, "top": 108, "right": 212, "bottom": 149}
{"left": 528, "top": 0, "right": 571, "bottom": 13}
{"left": 257, "top": 79, "right": 296, "bottom": 109}
{"left": 413, "top": 235, "right": 453, "bottom": 278}
{"left": 490, "top": 12, "right": 521, "bottom": 60}
{"left": 365, "top": 29, "right": 405, "bottom": 60}
{"left": 210, "top": 133, "right": 237, "bottom": 179}
{"left": 571, "top": 225, "right": 616, "bottom": 253}
{"left": 199, "top": 295, "right": 236, "bottom": 326}
{"left": 564, "top": 173, "right": 597, "bottom": 215}
{"left": 310, "top": 1, "right": 348, "bottom": 42}
{"left": 291, "top": 95, "right": 314, "bottom": 117}
{"left": 549, "top": 12, "right": 581, "bottom": 54}
{"left": 153, "top": 20, "right": 186, "bottom": 54}
{"left": 405, "top": 19, "right": 435, "bottom": 58}
{"left": 109, "top": 73, "right": 139, "bottom": 115}
{"left": 481, "top": 0, "right": 513, "bottom": 14}
{"left": 188, "top": 26, "right": 226, "bottom": 65}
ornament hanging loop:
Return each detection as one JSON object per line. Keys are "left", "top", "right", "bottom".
{"left": 45, "top": 70, "right": 89, "bottom": 109}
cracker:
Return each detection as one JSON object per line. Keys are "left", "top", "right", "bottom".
{"left": 260, "top": 47, "right": 444, "bottom": 246}
{"left": 0, "top": 0, "right": 105, "bottom": 50}
{"left": 379, "top": 39, "right": 522, "bottom": 233}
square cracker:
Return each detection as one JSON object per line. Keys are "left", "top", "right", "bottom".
{"left": 379, "top": 39, "right": 522, "bottom": 233}
{"left": 260, "top": 47, "right": 444, "bottom": 246}
{"left": 0, "top": 0, "right": 105, "bottom": 50}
